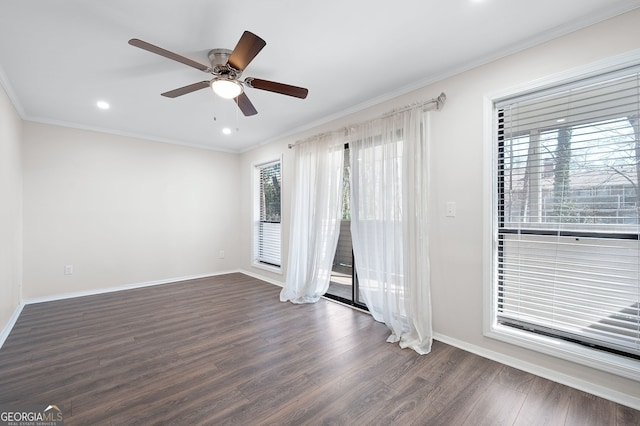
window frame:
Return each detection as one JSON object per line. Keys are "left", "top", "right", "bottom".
{"left": 483, "top": 51, "right": 640, "bottom": 380}
{"left": 252, "top": 157, "right": 283, "bottom": 273}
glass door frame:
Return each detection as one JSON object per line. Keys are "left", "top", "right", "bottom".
{"left": 323, "top": 144, "right": 368, "bottom": 311}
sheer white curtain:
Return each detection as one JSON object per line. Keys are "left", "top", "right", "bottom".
{"left": 350, "top": 107, "right": 433, "bottom": 354}
{"left": 280, "top": 132, "right": 345, "bottom": 303}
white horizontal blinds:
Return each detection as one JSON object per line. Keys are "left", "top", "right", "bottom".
{"left": 497, "top": 65, "right": 640, "bottom": 357}
{"left": 255, "top": 161, "right": 281, "bottom": 266}
{"left": 257, "top": 221, "right": 281, "bottom": 265}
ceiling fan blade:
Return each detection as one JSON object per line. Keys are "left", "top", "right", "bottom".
{"left": 161, "top": 81, "right": 210, "bottom": 98}
{"left": 128, "top": 39, "right": 210, "bottom": 72}
{"left": 246, "top": 78, "right": 308, "bottom": 99}
{"left": 227, "top": 31, "right": 266, "bottom": 72}
{"left": 235, "top": 92, "right": 258, "bottom": 116}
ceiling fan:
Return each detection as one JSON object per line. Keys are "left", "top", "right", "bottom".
{"left": 128, "top": 31, "right": 308, "bottom": 116}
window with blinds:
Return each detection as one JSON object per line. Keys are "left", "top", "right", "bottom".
{"left": 254, "top": 160, "right": 281, "bottom": 268}
{"left": 495, "top": 64, "right": 640, "bottom": 360}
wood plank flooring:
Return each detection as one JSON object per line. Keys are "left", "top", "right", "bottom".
{"left": 0, "top": 273, "right": 638, "bottom": 425}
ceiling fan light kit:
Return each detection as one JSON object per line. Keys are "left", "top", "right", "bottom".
{"left": 128, "top": 31, "right": 308, "bottom": 116}
{"left": 211, "top": 78, "right": 243, "bottom": 99}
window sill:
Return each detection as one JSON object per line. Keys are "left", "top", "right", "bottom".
{"left": 252, "top": 261, "right": 282, "bottom": 275}
{"left": 486, "top": 323, "right": 640, "bottom": 381}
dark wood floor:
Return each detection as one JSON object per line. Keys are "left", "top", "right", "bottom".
{"left": 1, "top": 273, "right": 639, "bottom": 425}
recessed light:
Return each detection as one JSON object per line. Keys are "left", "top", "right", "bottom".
{"left": 96, "top": 101, "right": 110, "bottom": 110}
{"left": 222, "top": 127, "right": 232, "bottom": 135}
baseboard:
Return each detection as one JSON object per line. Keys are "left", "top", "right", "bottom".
{"left": 0, "top": 302, "right": 25, "bottom": 350}
{"left": 21, "top": 270, "right": 241, "bottom": 305}
{"left": 433, "top": 332, "right": 640, "bottom": 411}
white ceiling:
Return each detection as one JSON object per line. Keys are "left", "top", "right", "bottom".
{"left": 1, "top": 0, "right": 639, "bottom": 153}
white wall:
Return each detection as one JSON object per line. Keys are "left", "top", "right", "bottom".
{"left": 240, "top": 9, "right": 640, "bottom": 406}
{"left": 0, "top": 83, "right": 22, "bottom": 330}
{"left": 22, "top": 122, "right": 241, "bottom": 299}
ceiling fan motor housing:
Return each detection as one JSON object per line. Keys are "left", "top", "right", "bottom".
{"left": 208, "top": 49, "right": 239, "bottom": 77}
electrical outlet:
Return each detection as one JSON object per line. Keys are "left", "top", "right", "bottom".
{"left": 445, "top": 202, "right": 456, "bottom": 217}
{"left": 219, "top": 250, "right": 225, "bottom": 259}
{"left": 64, "top": 265, "right": 73, "bottom": 275}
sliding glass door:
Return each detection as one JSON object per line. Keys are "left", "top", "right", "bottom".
{"left": 324, "top": 148, "right": 367, "bottom": 309}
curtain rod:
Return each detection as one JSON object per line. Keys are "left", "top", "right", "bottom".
{"left": 288, "top": 92, "right": 446, "bottom": 149}
{"left": 382, "top": 92, "right": 447, "bottom": 118}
